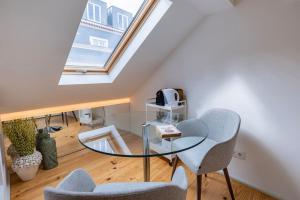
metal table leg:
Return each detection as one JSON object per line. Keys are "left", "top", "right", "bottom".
{"left": 142, "top": 123, "right": 150, "bottom": 182}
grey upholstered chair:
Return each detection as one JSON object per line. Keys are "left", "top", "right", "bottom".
{"left": 44, "top": 166, "right": 188, "bottom": 200}
{"left": 172, "top": 108, "right": 241, "bottom": 200}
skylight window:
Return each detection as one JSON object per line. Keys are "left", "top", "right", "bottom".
{"left": 65, "top": 0, "right": 156, "bottom": 73}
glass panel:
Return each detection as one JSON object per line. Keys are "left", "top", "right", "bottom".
{"left": 124, "top": 16, "right": 129, "bottom": 29}
{"left": 118, "top": 14, "right": 122, "bottom": 28}
{"left": 65, "top": 0, "right": 146, "bottom": 69}
{"left": 87, "top": 3, "right": 94, "bottom": 20}
{"left": 94, "top": 5, "right": 101, "bottom": 23}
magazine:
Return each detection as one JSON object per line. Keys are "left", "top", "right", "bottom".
{"left": 156, "top": 124, "right": 181, "bottom": 138}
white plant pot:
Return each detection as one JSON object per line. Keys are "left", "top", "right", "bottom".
{"left": 14, "top": 165, "right": 40, "bottom": 181}
{"left": 8, "top": 148, "right": 42, "bottom": 182}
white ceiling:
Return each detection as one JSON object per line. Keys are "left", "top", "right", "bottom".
{"left": 0, "top": 0, "right": 234, "bottom": 113}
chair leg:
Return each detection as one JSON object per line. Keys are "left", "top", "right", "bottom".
{"left": 72, "top": 111, "right": 78, "bottom": 121}
{"left": 223, "top": 168, "right": 235, "bottom": 200}
{"left": 61, "top": 112, "right": 64, "bottom": 124}
{"left": 171, "top": 156, "right": 178, "bottom": 179}
{"left": 197, "top": 174, "right": 202, "bottom": 200}
{"left": 64, "top": 112, "right": 69, "bottom": 127}
{"left": 48, "top": 114, "right": 51, "bottom": 124}
{"left": 65, "top": 112, "right": 69, "bottom": 126}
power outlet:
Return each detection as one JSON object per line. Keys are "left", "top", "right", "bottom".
{"left": 233, "top": 151, "right": 247, "bottom": 160}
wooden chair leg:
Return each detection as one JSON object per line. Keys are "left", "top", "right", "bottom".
{"left": 197, "top": 174, "right": 202, "bottom": 200}
{"left": 72, "top": 111, "right": 78, "bottom": 121}
{"left": 171, "top": 156, "right": 178, "bottom": 179}
{"left": 61, "top": 113, "right": 64, "bottom": 124}
{"left": 223, "top": 168, "right": 235, "bottom": 200}
{"left": 48, "top": 114, "right": 51, "bottom": 124}
{"left": 64, "top": 112, "right": 69, "bottom": 127}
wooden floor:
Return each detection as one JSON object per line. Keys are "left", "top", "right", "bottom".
{"left": 8, "top": 116, "right": 275, "bottom": 200}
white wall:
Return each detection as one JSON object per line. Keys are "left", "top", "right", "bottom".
{"left": 131, "top": 0, "right": 300, "bottom": 199}
{"left": 0, "top": 125, "right": 9, "bottom": 200}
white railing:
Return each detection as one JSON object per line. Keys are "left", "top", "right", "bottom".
{"left": 0, "top": 126, "right": 10, "bottom": 200}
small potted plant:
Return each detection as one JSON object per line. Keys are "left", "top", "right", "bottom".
{"left": 3, "top": 119, "right": 42, "bottom": 181}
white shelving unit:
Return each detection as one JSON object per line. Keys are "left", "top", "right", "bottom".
{"left": 145, "top": 98, "right": 187, "bottom": 162}
{"left": 145, "top": 98, "right": 187, "bottom": 122}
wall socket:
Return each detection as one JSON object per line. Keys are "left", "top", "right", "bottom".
{"left": 233, "top": 151, "right": 247, "bottom": 160}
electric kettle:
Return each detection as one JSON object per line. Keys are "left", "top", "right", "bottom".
{"left": 162, "top": 88, "right": 180, "bottom": 106}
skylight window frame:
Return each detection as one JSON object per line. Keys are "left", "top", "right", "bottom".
{"left": 64, "top": 0, "right": 157, "bottom": 74}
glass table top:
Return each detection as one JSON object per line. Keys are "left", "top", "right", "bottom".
{"left": 78, "top": 111, "right": 208, "bottom": 157}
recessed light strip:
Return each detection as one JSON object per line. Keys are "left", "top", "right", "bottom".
{"left": 0, "top": 98, "right": 130, "bottom": 121}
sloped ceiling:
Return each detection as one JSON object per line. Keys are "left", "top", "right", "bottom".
{"left": 0, "top": 0, "right": 234, "bottom": 114}
{"left": 186, "top": 0, "right": 235, "bottom": 15}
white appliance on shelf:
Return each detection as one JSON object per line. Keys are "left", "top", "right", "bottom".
{"left": 162, "top": 88, "right": 180, "bottom": 107}
{"left": 145, "top": 98, "right": 187, "bottom": 162}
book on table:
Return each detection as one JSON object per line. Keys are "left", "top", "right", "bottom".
{"left": 155, "top": 124, "right": 182, "bottom": 139}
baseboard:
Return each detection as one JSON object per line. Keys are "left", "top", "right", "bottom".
{"left": 216, "top": 171, "right": 278, "bottom": 199}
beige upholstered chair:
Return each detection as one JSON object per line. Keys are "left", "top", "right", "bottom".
{"left": 172, "top": 108, "right": 241, "bottom": 200}
{"left": 44, "top": 166, "right": 188, "bottom": 200}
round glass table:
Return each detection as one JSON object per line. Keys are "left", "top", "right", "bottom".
{"left": 78, "top": 111, "right": 208, "bottom": 181}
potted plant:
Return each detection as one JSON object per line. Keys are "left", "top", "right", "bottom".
{"left": 3, "top": 119, "right": 42, "bottom": 181}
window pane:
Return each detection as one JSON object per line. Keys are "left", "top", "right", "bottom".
{"left": 118, "top": 14, "right": 122, "bottom": 28}
{"left": 66, "top": 0, "right": 146, "bottom": 69}
{"left": 95, "top": 6, "right": 101, "bottom": 23}
{"left": 87, "top": 3, "right": 94, "bottom": 20}
{"left": 124, "top": 16, "right": 129, "bottom": 29}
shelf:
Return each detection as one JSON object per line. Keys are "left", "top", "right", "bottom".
{"left": 146, "top": 100, "right": 186, "bottom": 111}
{"left": 146, "top": 98, "right": 187, "bottom": 162}
{"left": 149, "top": 119, "right": 180, "bottom": 126}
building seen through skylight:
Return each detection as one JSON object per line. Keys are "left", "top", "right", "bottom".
{"left": 65, "top": 0, "right": 146, "bottom": 71}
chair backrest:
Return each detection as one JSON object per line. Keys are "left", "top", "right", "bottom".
{"left": 199, "top": 108, "right": 241, "bottom": 173}
{"left": 176, "top": 108, "right": 240, "bottom": 143}
{"left": 176, "top": 117, "right": 210, "bottom": 138}
{"left": 200, "top": 108, "right": 241, "bottom": 143}
{"left": 44, "top": 185, "right": 185, "bottom": 200}
{"left": 44, "top": 167, "right": 188, "bottom": 200}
